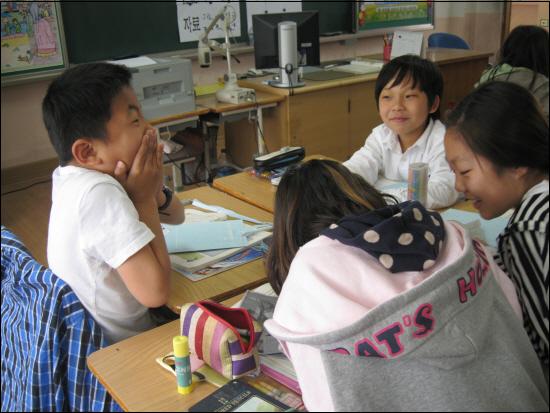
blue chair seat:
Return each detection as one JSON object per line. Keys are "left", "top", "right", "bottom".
{"left": 428, "top": 33, "right": 470, "bottom": 50}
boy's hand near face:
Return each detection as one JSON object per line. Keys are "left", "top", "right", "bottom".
{"left": 114, "top": 128, "right": 163, "bottom": 205}
{"left": 113, "top": 128, "right": 172, "bottom": 309}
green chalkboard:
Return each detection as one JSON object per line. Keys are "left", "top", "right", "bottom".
{"left": 61, "top": 1, "right": 354, "bottom": 65}
{"left": 61, "top": 1, "right": 248, "bottom": 64}
{"left": 303, "top": 1, "right": 354, "bottom": 36}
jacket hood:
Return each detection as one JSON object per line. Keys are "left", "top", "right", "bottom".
{"left": 320, "top": 201, "right": 445, "bottom": 273}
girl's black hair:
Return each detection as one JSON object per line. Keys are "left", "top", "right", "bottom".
{"left": 265, "top": 159, "right": 393, "bottom": 294}
{"left": 374, "top": 54, "right": 443, "bottom": 119}
{"left": 42, "top": 63, "right": 132, "bottom": 166}
{"left": 445, "top": 81, "right": 549, "bottom": 175}
{"left": 497, "top": 25, "right": 549, "bottom": 90}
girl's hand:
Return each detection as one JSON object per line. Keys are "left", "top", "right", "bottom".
{"left": 114, "top": 129, "right": 164, "bottom": 204}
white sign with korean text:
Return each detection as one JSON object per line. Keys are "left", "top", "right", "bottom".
{"left": 176, "top": 1, "right": 241, "bottom": 43}
{"left": 390, "top": 30, "right": 423, "bottom": 58}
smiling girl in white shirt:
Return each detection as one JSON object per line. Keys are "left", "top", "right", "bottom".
{"left": 344, "top": 55, "right": 459, "bottom": 209}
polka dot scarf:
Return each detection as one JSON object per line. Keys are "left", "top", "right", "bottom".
{"left": 321, "top": 201, "right": 446, "bottom": 273}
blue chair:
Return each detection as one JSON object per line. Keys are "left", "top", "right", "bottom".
{"left": 428, "top": 33, "right": 470, "bottom": 50}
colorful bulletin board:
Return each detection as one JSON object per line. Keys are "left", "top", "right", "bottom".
{"left": 1, "top": 1, "right": 67, "bottom": 85}
{"left": 357, "top": 1, "right": 434, "bottom": 32}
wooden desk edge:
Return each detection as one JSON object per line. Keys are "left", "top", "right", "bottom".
{"left": 87, "top": 353, "right": 131, "bottom": 411}
{"left": 211, "top": 181, "right": 274, "bottom": 214}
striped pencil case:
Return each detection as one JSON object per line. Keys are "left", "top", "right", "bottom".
{"left": 180, "top": 300, "right": 262, "bottom": 380}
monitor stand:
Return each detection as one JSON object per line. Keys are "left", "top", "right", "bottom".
{"left": 268, "top": 21, "right": 305, "bottom": 89}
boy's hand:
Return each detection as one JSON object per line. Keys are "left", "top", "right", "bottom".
{"left": 114, "top": 128, "right": 164, "bottom": 204}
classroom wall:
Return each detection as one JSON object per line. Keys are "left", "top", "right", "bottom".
{"left": 509, "top": 1, "right": 549, "bottom": 32}
{"left": 1, "top": 2, "right": 504, "bottom": 174}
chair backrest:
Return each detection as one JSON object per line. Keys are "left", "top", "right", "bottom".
{"left": 428, "top": 32, "right": 470, "bottom": 50}
{"left": 1, "top": 226, "right": 122, "bottom": 412}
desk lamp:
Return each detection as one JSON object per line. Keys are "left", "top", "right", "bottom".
{"left": 197, "top": 4, "right": 255, "bottom": 104}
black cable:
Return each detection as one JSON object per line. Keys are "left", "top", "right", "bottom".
{"left": 284, "top": 63, "right": 295, "bottom": 96}
{"left": 164, "top": 152, "right": 196, "bottom": 185}
{"left": 1, "top": 178, "right": 52, "bottom": 196}
{"left": 254, "top": 116, "right": 269, "bottom": 154}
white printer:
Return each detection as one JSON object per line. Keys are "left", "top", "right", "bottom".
{"left": 128, "top": 57, "right": 195, "bottom": 121}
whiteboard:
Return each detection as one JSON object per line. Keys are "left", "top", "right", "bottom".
{"left": 246, "top": 1, "right": 302, "bottom": 35}
{"left": 176, "top": 1, "right": 242, "bottom": 43}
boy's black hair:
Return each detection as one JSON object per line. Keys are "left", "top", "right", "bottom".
{"left": 498, "top": 25, "right": 549, "bottom": 90}
{"left": 42, "top": 63, "right": 132, "bottom": 166}
{"left": 445, "top": 81, "right": 549, "bottom": 175}
{"left": 374, "top": 54, "right": 443, "bottom": 120}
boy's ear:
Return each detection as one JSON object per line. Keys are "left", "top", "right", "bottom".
{"left": 512, "top": 166, "right": 529, "bottom": 180}
{"left": 429, "top": 95, "right": 441, "bottom": 114}
{"left": 72, "top": 138, "right": 102, "bottom": 166}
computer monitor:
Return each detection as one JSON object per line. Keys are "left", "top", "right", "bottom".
{"left": 252, "top": 11, "right": 320, "bottom": 69}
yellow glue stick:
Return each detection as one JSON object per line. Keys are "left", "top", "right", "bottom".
{"left": 173, "top": 336, "right": 193, "bottom": 395}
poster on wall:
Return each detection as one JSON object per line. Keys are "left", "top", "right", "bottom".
{"left": 176, "top": 1, "right": 242, "bottom": 43}
{"left": 1, "top": 1, "right": 67, "bottom": 82}
{"left": 357, "top": 1, "right": 434, "bottom": 31}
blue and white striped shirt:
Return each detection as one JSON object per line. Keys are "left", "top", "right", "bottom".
{"left": 1, "top": 226, "right": 122, "bottom": 412}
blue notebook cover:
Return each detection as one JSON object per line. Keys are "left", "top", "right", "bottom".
{"left": 163, "top": 220, "right": 249, "bottom": 253}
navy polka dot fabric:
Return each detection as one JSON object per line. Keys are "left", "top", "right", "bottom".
{"left": 321, "top": 201, "right": 446, "bottom": 273}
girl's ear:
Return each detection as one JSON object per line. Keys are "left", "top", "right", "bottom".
{"left": 72, "top": 138, "right": 101, "bottom": 166}
{"left": 429, "top": 95, "right": 441, "bottom": 114}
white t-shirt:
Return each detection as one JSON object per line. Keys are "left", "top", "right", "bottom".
{"left": 47, "top": 165, "right": 156, "bottom": 343}
{"left": 344, "top": 119, "right": 459, "bottom": 209}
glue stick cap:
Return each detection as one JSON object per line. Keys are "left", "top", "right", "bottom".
{"left": 173, "top": 335, "right": 190, "bottom": 357}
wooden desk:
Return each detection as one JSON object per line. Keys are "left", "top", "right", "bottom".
{"left": 167, "top": 186, "right": 273, "bottom": 311}
{"left": 146, "top": 91, "right": 284, "bottom": 185}
{"left": 226, "top": 48, "right": 492, "bottom": 165}
{"left": 196, "top": 90, "right": 284, "bottom": 115}
{"left": 213, "top": 156, "right": 477, "bottom": 215}
{"left": 196, "top": 92, "right": 285, "bottom": 175}
{"left": 87, "top": 294, "right": 296, "bottom": 412}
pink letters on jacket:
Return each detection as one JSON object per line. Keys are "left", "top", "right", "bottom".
{"left": 329, "top": 240, "right": 490, "bottom": 359}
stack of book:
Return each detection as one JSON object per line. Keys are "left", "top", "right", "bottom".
{"left": 164, "top": 209, "right": 272, "bottom": 282}
{"left": 237, "top": 284, "right": 302, "bottom": 396}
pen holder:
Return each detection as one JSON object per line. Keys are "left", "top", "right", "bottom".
{"left": 383, "top": 44, "right": 392, "bottom": 62}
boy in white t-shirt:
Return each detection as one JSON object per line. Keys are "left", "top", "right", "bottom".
{"left": 42, "top": 63, "right": 185, "bottom": 343}
{"left": 344, "top": 55, "right": 459, "bottom": 209}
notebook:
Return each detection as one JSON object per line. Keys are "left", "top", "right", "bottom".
{"left": 172, "top": 243, "right": 269, "bottom": 282}
{"left": 334, "top": 59, "right": 384, "bottom": 75}
{"left": 189, "top": 379, "right": 290, "bottom": 412}
{"left": 169, "top": 229, "right": 271, "bottom": 273}
{"left": 163, "top": 220, "right": 253, "bottom": 253}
